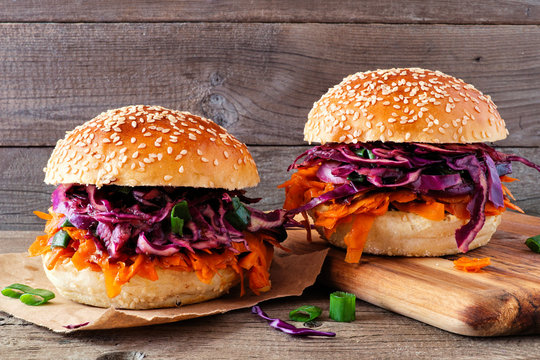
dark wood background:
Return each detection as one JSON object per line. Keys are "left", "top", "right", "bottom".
{"left": 2, "top": 2, "right": 540, "bottom": 359}
{"left": 1, "top": 1, "right": 539, "bottom": 232}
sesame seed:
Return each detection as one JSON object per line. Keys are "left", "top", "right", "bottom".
{"left": 214, "top": 159, "right": 219, "bottom": 166}
{"left": 167, "top": 146, "right": 173, "bottom": 154}
{"left": 405, "top": 132, "right": 411, "bottom": 140}
{"left": 223, "top": 150, "right": 230, "bottom": 159}
{"left": 180, "top": 149, "right": 188, "bottom": 155}
{"left": 131, "top": 137, "right": 137, "bottom": 143}
{"left": 197, "top": 149, "right": 203, "bottom": 156}
{"left": 188, "top": 133, "right": 197, "bottom": 141}
{"left": 131, "top": 121, "right": 137, "bottom": 128}
{"left": 138, "top": 143, "right": 146, "bottom": 149}
{"left": 164, "top": 175, "right": 173, "bottom": 181}
{"left": 201, "top": 157, "right": 209, "bottom": 163}
{"left": 178, "top": 166, "right": 184, "bottom": 173}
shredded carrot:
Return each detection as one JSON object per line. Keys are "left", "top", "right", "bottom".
{"left": 343, "top": 214, "right": 376, "bottom": 263}
{"left": 279, "top": 165, "right": 523, "bottom": 263}
{"left": 31, "top": 208, "right": 279, "bottom": 298}
{"left": 394, "top": 200, "right": 446, "bottom": 221}
{"left": 453, "top": 256, "right": 491, "bottom": 272}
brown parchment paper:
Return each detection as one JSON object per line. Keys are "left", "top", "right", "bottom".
{"left": 0, "top": 232, "right": 328, "bottom": 333}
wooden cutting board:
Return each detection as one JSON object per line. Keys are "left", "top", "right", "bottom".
{"left": 288, "top": 211, "right": 540, "bottom": 336}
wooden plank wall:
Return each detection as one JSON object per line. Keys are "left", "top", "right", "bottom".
{"left": 0, "top": 2, "right": 539, "bottom": 230}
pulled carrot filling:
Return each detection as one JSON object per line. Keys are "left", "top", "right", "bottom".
{"left": 453, "top": 257, "right": 491, "bottom": 272}
{"left": 279, "top": 165, "right": 521, "bottom": 263}
{"left": 30, "top": 209, "right": 274, "bottom": 298}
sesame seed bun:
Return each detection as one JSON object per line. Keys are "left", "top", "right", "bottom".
{"left": 305, "top": 68, "right": 508, "bottom": 144}
{"left": 42, "top": 253, "right": 240, "bottom": 309}
{"left": 313, "top": 210, "right": 502, "bottom": 257}
{"left": 44, "top": 105, "right": 259, "bottom": 189}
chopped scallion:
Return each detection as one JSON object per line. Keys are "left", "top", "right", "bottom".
{"left": 60, "top": 217, "right": 73, "bottom": 228}
{"left": 1, "top": 284, "right": 55, "bottom": 305}
{"left": 171, "top": 201, "right": 191, "bottom": 236}
{"left": 329, "top": 291, "right": 356, "bottom": 322}
{"left": 1, "top": 283, "right": 34, "bottom": 299}
{"left": 289, "top": 305, "right": 322, "bottom": 322}
{"left": 51, "top": 230, "right": 70, "bottom": 248}
{"left": 225, "top": 197, "right": 251, "bottom": 230}
{"left": 19, "top": 288, "right": 55, "bottom": 306}
{"left": 525, "top": 235, "right": 540, "bottom": 253}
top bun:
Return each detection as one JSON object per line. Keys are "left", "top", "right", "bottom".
{"left": 44, "top": 105, "right": 260, "bottom": 189}
{"left": 305, "top": 68, "right": 508, "bottom": 144}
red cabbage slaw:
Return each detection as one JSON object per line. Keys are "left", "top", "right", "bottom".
{"left": 52, "top": 185, "right": 290, "bottom": 260}
{"left": 287, "top": 142, "right": 540, "bottom": 252}
{"left": 251, "top": 305, "right": 336, "bottom": 337}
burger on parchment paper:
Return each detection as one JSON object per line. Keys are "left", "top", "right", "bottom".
{"left": 30, "top": 105, "right": 291, "bottom": 309}
{"left": 280, "top": 68, "right": 540, "bottom": 262}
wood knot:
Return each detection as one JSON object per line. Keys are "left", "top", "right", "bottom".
{"left": 200, "top": 93, "right": 238, "bottom": 127}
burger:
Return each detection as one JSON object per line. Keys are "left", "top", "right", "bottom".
{"left": 30, "top": 105, "right": 290, "bottom": 309}
{"left": 279, "top": 68, "right": 540, "bottom": 262}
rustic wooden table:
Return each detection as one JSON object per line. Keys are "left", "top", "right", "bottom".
{"left": 1, "top": 230, "right": 540, "bottom": 359}
{"left": 1, "top": 1, "right": 540, "bottom": 358}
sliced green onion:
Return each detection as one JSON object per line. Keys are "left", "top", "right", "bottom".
{"left": 347, "top": 171, "right": 365, "bottom": 183}
{"left": 1, "top": 283, "right": 35, "bottom": 299}
{"left": 225, "top": 197, "right": 251, "bottom": 231}
{"left": 525, "top": 235, "right": 540, "bottom": 253}
{"left": 353, "top": 148, "right": 375, "bottom": 159}
{"left": 329, "top": 291, "right": 356, "bottom": 322}
{"left": 289, "top": 305, "right": 322, "bottom": 322}
{"left": 51, "top": 230, "right": 70, "bottom": 248}
{"left": 171, "top": 201, "right": 191, "bottom": 236}
{"left": 60, "top": 217, "right": 73, "bottom": 228}
{"left": 19, "top": 288, "right": 55, "bottom": 306}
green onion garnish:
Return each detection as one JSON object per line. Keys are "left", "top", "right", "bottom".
{"left": 1, "top": 284, "right": 55, "bottom": 305}
{"left": 1, "top": 283, "right": 35, "bottom": 299}
{"left": 19, "top": 288, "right": 55, "bottom": 306}
{"left": 347, "top": 171, "right": 365, "bottom": 183}
{"left": 525, "top": 235, "right": 540, "bottom": 253}
{"left": 354, "top": 148, "right": 375, "bottom": 159}
{"left": 51, "top": 230, "right": 70, "bottom": 248}
{"left": 329, "top": 291, "right": 356, "bottom": 322}
{"left": 225, "top": 197, "right": 251, "bottom": 231}
{"left": 171, "top": 201, "right": 191, "bottom": 236}
{"left": 60, "top": 217, "right": 73, "bottom": 228}
{"left": 289, "top": 305, "right": 322, "bottom": 322}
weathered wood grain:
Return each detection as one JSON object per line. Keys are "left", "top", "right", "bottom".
{"left": 1, "top": 146, "right": 539, "bottom": 231}
{"left": 0, "top": 0, "right": 539, "bottom": 24}
{"left": 2, "top": 286, "right": 540, "bottom": 360}
{"left": 0, "top": 23, "right": 539, "bottom": 146}
{"left": 319, "top": 212, "right": 540, "bottom": 336}
{"left": 2, "top": 230, "right": 540, "bottom": 358}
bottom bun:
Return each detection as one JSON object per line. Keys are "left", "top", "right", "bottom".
{"left": 315, "top": 211, "right": 502, "bottom": 257}
{"left": 42, "top": 253, "right": 240, "bottom": 309}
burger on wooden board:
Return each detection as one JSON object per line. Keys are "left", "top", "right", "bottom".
{"left": 280, "top": 68, "right": 540, "bottom": 263}
{"left": 30, "top": 105, "right": 291, "bottom": 309}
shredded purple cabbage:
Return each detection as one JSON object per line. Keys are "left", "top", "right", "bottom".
{"left": 51, "top": 185, "right": 291, "bottom": 260}
{"left": 251, "top": 305, "right": 336, "bottom": 337}
{"left": 288, "top": 142, "right": 540, "bottom": 252}
{"left": 63, "top": 322, "right": 89, "bottom": 330}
